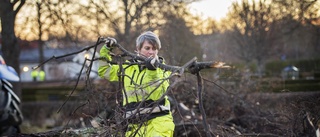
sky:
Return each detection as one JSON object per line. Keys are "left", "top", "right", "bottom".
{"left": 189, "top": 0, "right": 236, "bottom": 20}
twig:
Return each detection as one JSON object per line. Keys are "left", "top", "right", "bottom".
{"left": 55, "top": 37, "right": 102, "bottom": 113}
{"left": 32, "top": 40, "right": 103, "bottom": 70}
{"left": 56, "top": 55, "right": 88, "bottom": 113}
{"left": 196, "top": 72, "right": 212, "bottom": 137}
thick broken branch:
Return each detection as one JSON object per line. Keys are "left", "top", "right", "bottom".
{"left": 112, "top": 39, "right": 229, "bottom": 75}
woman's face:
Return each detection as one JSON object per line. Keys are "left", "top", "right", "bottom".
{"left": 138, "top": 41, "right": 158, "bottom": 58}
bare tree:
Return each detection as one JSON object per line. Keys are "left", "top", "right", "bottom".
{"left": 297, "top": 0, "right": 320, "bottom": 58}
{"left": 15, "top": 0, "right": 200, "bottom": 47}
{"left": 35, "top": 0, "right": 45, "bottom": 70}
{"left": 0, "top": 0, "right": 26, "bottom": 96}
{"left": 78, "top": 0, "right": 200, "bottom": 51}
{"left": 274, "top": 0, "right": 320, "bottom": 59}
{"left": 225, "top": 0, "right": 285, "bottom": 76}
{"left": 187, "top": 15, "right": 219, "bottom": 35}
{"left": 160, "top": 5, "right": 202, "bottom": 65}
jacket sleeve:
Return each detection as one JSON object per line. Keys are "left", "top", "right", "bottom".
{"left": 98, "top": 46, "right": 119, "bottom": 81}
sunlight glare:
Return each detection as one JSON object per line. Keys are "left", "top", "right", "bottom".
{"left": 189, "top": 0, "right": 238, "bottom": 20}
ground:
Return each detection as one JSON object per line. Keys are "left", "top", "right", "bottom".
{"left": 17, "top": 79, "right": 320, "bottom": 136}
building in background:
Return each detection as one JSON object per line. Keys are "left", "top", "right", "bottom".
{"left": 19, "top": 40, "right": 100, "bottom": 82}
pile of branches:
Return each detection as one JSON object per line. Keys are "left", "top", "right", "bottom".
{"left": 23, "top": 37, "right": 319, "bottom": 137}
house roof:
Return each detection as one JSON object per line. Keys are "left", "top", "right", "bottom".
{"left": 0, "top": 38, "right": 96, "bottom": 63}
{"left": 20, "top": 47, "right": 81, "bottom": 63}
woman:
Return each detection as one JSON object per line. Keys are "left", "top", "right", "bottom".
{"left": 98, "top": 31, "right": 175, "bottom": 137}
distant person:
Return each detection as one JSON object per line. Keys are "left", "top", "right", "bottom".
{"left": 39, "top": 70, "right": 46, "bottom": 81}
{"left": 31, "top": 69, "right": 38, "bottom": 81}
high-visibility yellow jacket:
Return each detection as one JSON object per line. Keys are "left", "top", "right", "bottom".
{"left": 39, "top": 71, "right": 45, "bottom": 81}
{"left": 98, "top": 46, "right": 171, "bottom": 109}
{"left": 31, "top": 70, "right": 38, "bottom": 78}
{"left": 98, "top": 46, "right": 175, "bottom": 137}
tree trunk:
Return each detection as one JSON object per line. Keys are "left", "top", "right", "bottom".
{"left": 37, "top": 1, "right": 45, "bottom": 71}
{"left": 0, "top": 1, "right": 23, "bottom": 97}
